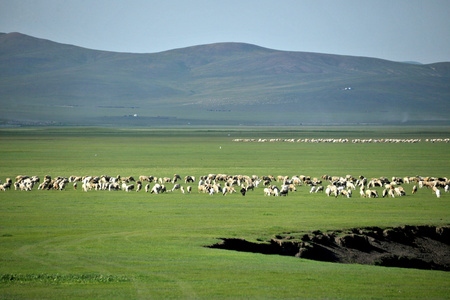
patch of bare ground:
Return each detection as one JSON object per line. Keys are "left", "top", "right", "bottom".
{"left": 206, "top": 225, "right": 450, "bottom": 271}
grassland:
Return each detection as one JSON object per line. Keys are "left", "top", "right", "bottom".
{"left": 2, "top": 33, "right": 450, "bottom": 126}
{"left": 0, "top": 126, "right": 449, "bottom": 299}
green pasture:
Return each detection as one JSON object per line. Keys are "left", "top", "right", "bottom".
{"left": 0, "top": 127, "right": 449, "bottom": 299}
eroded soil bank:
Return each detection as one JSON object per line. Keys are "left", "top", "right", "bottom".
{"left": 207, "top": 225, "right": 450, "bottom": 271}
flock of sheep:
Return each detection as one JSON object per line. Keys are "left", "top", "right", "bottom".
{"left": 232, "top": 138, "right": 449, "bottom": 143}
{"left": 1, "top": 173, "right": 448, "bottom": 199}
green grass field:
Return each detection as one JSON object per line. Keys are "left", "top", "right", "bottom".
{"left": 0, "top": 127, "right": 449, "bottom": 299}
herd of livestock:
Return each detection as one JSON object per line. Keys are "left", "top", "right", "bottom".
{"left": 232, "top": 138, "right": 450, "bottom": 143}
{"left": 1, "top": 173, "right": 448, "bottom": 199}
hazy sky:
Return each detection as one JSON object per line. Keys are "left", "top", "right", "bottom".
{"left": 1, "top": 0, "right": 449, "bottom": 63}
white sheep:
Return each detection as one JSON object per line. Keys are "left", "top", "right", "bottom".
{"left": 209, "top": 186, "right": 216, "bottom": 195}
{"left": 109, "top": 183, "right": 120, "bottom": 191}
{"left": 58, "top": 180, "right": 66, "bottom": 191}
{"left": 222, "top": 186, "right": 229, "bottom": 196}
{"left": 436, "top": 189, "right": 441, "bottom": 198}
{"left": 171, "top": 184, "right": 181, "bottom": 192}
{"left": 151, "top": 184, "right": 162, "bottom": 194}
{"left": 136, "top": 181, "right": 142, "bottom": 192}
{"left": 312, "top": 186, "right": 322, "bottom": 193}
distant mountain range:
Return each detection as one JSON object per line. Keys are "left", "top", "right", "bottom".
{"left": 0, "top": 32, "right": 449, "bottom": 126}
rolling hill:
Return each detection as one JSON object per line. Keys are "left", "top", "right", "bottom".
{"left": 0, "top": 32, "right": 449, "bottom": 126}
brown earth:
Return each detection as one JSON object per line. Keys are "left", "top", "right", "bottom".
{"left": 206, "top": 225, "right": 450, "bottom": 271}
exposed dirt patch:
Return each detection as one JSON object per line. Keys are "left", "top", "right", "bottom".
{"left": 206, "top": 225, "right": 450, "bottom": 271}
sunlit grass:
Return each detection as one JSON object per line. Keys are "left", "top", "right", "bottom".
{"left": 0, "top": 127, "right": 449, "bottom": 298}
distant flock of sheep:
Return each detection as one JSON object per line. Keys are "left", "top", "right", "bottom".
{"left": 232, "top": 138, "right": 449, "bottom": 143}
{"left": 1, "top": 173, "right": 448, "bottom": 199}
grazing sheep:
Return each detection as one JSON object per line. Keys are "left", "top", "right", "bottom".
{"left": 30, "top": 176, "right": 40, "bottom": 184}
{"left": 171, "top": 184, "right": 181, "bottom": 192}
{"left": 38, "top": 179, "right": 50, "bottom": 190}
{"left": 394, "top": 187, "right": 405, "bottom": 197}
{"left": 326, "top": 185, "right": 338, "bottom": 197}
{"left": 245, "top": 182, "right": 255, "bottom": 192}
{"left": 18, "top": 179, "right": 34, "bottom": 191}
{"left": 280, "top": 185, "right": 289, "bottom": 197}
{"left": 122, "top": 176, "right": 135, "bottom": 183}
{"left": 346, "top": 181, "right": 356, "bottom": 190}
{"left": 136, "top": 181, "right": 142, "bottom": 192}
{"left": 15, "top": 175, "right": 29, "bottom": 183}
{"left": 432, "top": 186, "right": 439, "bottom": 194}
{"left": 151, "top": 184, "right": 162, "bottom": 194}
{"left": 288, "top": 184, "right": 297, "bottom": 192}
{"left": 222, "top": 186, "right": 230, "bottom": 196}
{"left": 340, "top": 190, "right": 351, "bottom": 198}
{"left": 357, "top": 177, "right": 367, "bottom": 187}
{"left": 82, "top": 182, "right": 91, "bottom": 192}
{"left": 172, "top": 174, "right": 181, "bottom": 183}
{"left": 365, "top": 190, "right": 379, "bottom": 198}
{"left": 388, "top": 189, "right": 395, "bottom": 198}
{"left": 213, "top": 184, "right": 222, "bottom": 194}
{"left": 436, "top": 189, "right": 441, "bottom": 198}
{"left": 368, "top": 179, "right": 382, "bottom": 188}
{"left": 277, "top": 175, "right": 287, "bottom": 182}
{"left": 209, "top": 186, "right": 216, "bottom": 195}
{"left": 159, "top": 177, "right": 172, "bottom": 184}
{"left": 2, "top": 178, "right": 12, "bottom": 190}
{"left": 109, "top": 183, "right": 120, "bottom": 191}
{"left": 271, "top": 186, "right": 280, "bottom": 196}
{"left": 315, "top": 186, "right": 324, "bottom": 193}
{"left": 263, "top": 186, "right": 279, "bottom": 196}
{"left": 100, "top": 175, "right": 111, "bottom": 184}
{"left": 198, "top": 184, "right": 208, "bottom": 193}
{"left": 52, "top": 180, "right": 60, "bottom": 190}
{"left": 253, "top": 179, "right": 262, "bottom": 187}
{"left": 261, "top": 176, "right": 273, "bottom": 183}
{"left": 125, "top": 184, "right": 135, "bottom": 192}
{"left": 139, "top": 176, "right": 150, "bottom": 182}
{"left": 6, "top": 171, "right": 443, "bottom": 201}
{"left": 184, "top": 176, "right": 196, "bottom": 183}
{"left": 229, "top": 186, "right": 237, "bottom": 194}
{"left": 58, "top": 179, "right": 67, "bottom": 191}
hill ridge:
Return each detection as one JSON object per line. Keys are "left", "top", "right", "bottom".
{"left": 0, "top": 32, "right": 449, "bottom": 126}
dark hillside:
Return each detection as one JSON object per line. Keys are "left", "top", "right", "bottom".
{"left": 0, "top": 32, "right": 448, "bottom": 126}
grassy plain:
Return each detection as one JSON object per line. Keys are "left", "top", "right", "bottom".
{"left": 0, "top": 126, "right": 449, "bottom": 299}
